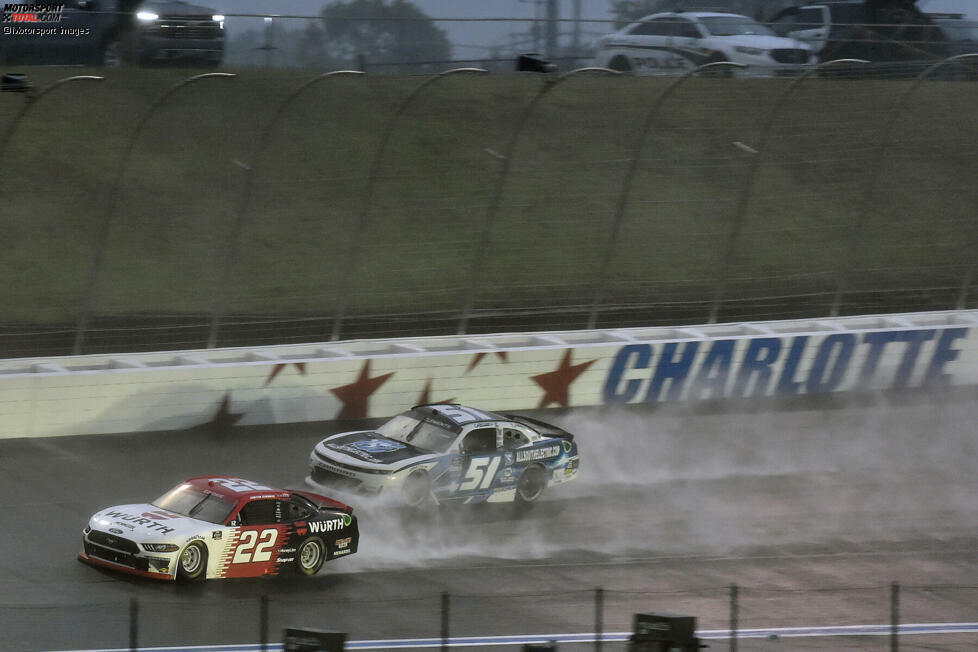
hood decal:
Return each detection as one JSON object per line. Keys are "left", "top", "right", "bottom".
{"left": 94, "top": 504, "right": 204, "bottom": 540}
{"left": 326, "top": 432, "right": 432, "bottom": 465}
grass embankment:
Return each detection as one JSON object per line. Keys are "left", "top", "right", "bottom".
{"left": 1, "top": 67, "right": 975, "bottom": 331}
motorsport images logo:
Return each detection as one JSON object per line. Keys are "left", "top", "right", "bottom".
{"left": 1, "top": 3, "right": 89, "bottom": 37}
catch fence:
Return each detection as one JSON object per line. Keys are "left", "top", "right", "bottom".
{"left": 4, "top": 582, "right": 978, "bottom": 651}
{"left": 0, "top": 55, "right": 976, "bottom": 358}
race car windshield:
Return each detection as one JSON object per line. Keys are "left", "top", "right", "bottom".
{"left": 152, "top": 485, "right": 236, "bottom": 525}
{"left": 378, "top": 414, "right": 457, "bottom": 453}
{"left": 700, "top": 16, "right": 774, "bottom": 37}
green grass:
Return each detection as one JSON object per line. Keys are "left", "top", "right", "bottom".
{"left": 1, "top": 67, "right": 976, "bottom": 328}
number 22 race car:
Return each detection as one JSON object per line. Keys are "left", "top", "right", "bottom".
{"left": 79, "top": 476, "right": 358, "bottom": 581}
{"left": 308, "top": 404, "right": 580, "bottom": 506}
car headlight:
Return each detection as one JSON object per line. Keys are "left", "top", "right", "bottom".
{"left": 142, "top": 543, "right": 180, "bottom": 552}
{"left": 734, "top": 46, "right": 765, "bottom": 56}
{"left": 83, "top": 525, "right": 92, "bottom": 535}
{"left": 136, "top": 11, "right": 159, "bottom": 21}
{"left": 212, "top": 14, "right": 224, "bottom": 28}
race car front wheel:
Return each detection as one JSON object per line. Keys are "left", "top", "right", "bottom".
{"left": 516, "top": 465, "right": 547, "bottom": 504}
{"left": 295, "top": 537, "right": 325, "bottom": 576}
{"left": 402, "top": 471, "right": 431, "bottom": 508}
{"left": 178, "top": 541, "right": 207, "bottom": 581}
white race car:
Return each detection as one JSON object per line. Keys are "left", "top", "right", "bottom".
{"left": 594, "top": 11, "right": 814, "bottom": 76}
{"left": 79, "top": 476, "right": 358, "bottom": 581}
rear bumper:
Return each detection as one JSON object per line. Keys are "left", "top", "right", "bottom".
{"left": 78, "top": 551, "right": 175, "bottom": 581}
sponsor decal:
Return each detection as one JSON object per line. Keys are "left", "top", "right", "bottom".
{"left": 603, "top": 329, "right": 968, "bottom": 403}
{"left": 328, "top": 443, "right": 385, "bottom": 464}
{"left": 500, "top": 467, "right": 515, "bottom": 484}
{"left": 212, "top": 531, "right": 222, "bottom": 540}
{"left": 336, "top": 537, "right": 351, "bottom": 549}
{"left": 515, "top": 445, "right": 560, "bottom": 463}
{"left": 309, "top": 518, "right": 345, "bottom": 533}
{"left": 188, "top": 535, "right": 204, "bottom": 542}
{"left": 504, "top": 451, "right": 514, "bottom": 466}
{"left": 332, "top": 549, "right": 352, "bottom": 557}
{"left": 350, "top": 439, "right": 406, "bottom": 454}
{"left": 279, "top": 547, "right": 296, "bottom": 554}
{"left": 108, "top": 528, "right": 123, "bottom": 535}
{"left": 277, "top": 557, "right": 294, "bottom": 563}
{"left": 561, "top": 440, "right": 572, "bottom": 453}
{"left": 105, "top": 510, "right": 175, "bottom": 535}
{"left": 295, "top": 521, "right": 307, "bottom": 536}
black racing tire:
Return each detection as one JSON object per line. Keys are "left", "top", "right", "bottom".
{"left": 608, "top": 55, "right": 632, "bottom": 73}
{"left": 177, "top": 541, "right": 207, "bottom": 582}
{"left": 516, "top": 464, "right": 547, "bottom": 505}
{"left": 295, "top": 536, "right": 326, "bottom": 576}
{"left": 402, "top": 471, "right": 432, "bottom": 508}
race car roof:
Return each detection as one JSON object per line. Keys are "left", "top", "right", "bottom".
{"left": 183, "top": 476, "right": 290, "bottom": 502}
{"left": 412, "top": 404, "right": 508, "bottom": 427}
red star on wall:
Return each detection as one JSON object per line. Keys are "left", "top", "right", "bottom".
{"left": 415, "top": 379, "right": 454, "bottom": 406}
{"left": 263, "top": 362, "right": 307, "bottom": 386}
{"left": 466, "top": 350, "right": 508, "bottom": 374}
{"left": 330, "top": 360, "right": 394, "bottom": 420}
{"left": 530, "top": 349, "right": 596, "bottom": 409}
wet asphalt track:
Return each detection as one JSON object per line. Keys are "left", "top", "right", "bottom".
{"left": 1, "top": 393, "right": 977, "bottom": 652}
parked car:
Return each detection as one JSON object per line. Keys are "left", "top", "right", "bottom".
{"left": 0, "top": 0, "right": 224, "bottom": 66}
{"left": 769, "top": 1, "right": 948, "bottom": 65}
{"left": 594, "top": 11, "right": 814, "bottom": 76}
{"left": 79, "top": 476, "right": 358, "bottom": 581}
{"left": 308, "top": 404, "right": 580, "bottom": 507}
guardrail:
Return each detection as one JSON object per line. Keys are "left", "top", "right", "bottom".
{"left": 1, "top": 309, "right": 975, "bottom": 438}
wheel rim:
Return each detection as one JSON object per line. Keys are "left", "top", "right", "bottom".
{"left": 403, "top": 474, "right": 428, "bottom": 506}
{"left": 181, "top": 544, "right": 201, "bottom": 575}
{"left": 300, "top": 540, "right": 321, "bottom": 570}
{"left": 519, "top": 467, "right": 544, "bottom": 502}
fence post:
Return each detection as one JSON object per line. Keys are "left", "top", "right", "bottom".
{"left": 128, "top": 596, "right": 138, "bottom": 652}
{"left": 707, "top": 59, "right": 866, "bottom": 325}
{"left": 830, "top": 53, "right": 978, "bottom": 318}
{"left": 890, "top": 582, "right": 899, "bottom": 652}
{"left": 729, "top": 583, "right": 738, "bottom": 652}
{"left": 72, "top": 72, "right": 236, "bottom": 355}
{"left": 440, "top": 591, "right": 450, "bottom": 652}
{"left": 454, "top": 67, "right": 619, "bottom": 336}
{"left": 260, "top": 594, "right": 269, "bottom": 652}
{"left": 586, "top": 61, "right": 743, "bottom": 330}
{"left": 329, "top": 67, "right": 487, "bottom": 343}
{"left": 208, "top": 70, "right": 365, "bottom": 349}
{"left": 594, "top": 587, "right": 604, "bottom": 652}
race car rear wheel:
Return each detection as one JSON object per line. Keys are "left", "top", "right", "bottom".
{"left": 296, "top": 536, "right": 325, "bottom": 576}
{"left": 608, "top": 55, "right": 632, "bottom": 73}
{"left": 177, "top": 541, "right": 207, "bottom": 581}
{"left": 516, "top": 464, "right": 547, "bottom": 504}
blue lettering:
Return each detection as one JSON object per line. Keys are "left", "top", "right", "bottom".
{"left": 924, "top": 328, "right": 966, "bottom": 386}
{"left": 859, "top": 331, "right": 902, "bottom": 384}
{"left": 806, "top": 334, "right": 855, "bottom": 393}
{"left": 733, "top": 338, "right": 781, "bottom": 398}
{"left": 776, "top": 336, "right": 809, "bottom": 396}
{"left": 893, "top": 330, "right": 935, "bottom": 388}
{"left": 646, "top": 342, "right": 698, "bottom": 402}
{"left": 690, "top": 339, "right": 734, "bottom": 399}
{"left": 603, "top": 344, "right": 651, "bottom": 404}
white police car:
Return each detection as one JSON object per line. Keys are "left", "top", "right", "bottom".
{"left": 594, "top": 11, "right": 814, "bottom": 76}
{"left": 307, "top": 404, "right": 580, "bottom": 507}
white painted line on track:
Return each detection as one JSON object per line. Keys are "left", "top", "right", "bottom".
{"left": 49, "top": 621, "right": 978, "bottom": 651}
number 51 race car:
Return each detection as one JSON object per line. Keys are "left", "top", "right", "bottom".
{"left": 307, "top": 404, "right": 580, "bottom": 506}
{"left": 79, "top": 476, "right": 358, "bottom": 581}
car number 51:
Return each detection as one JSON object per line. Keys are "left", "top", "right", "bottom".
{"left": 459, "top": 457, "right": 502, "bottom": 491}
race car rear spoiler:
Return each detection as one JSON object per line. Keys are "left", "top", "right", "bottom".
{"left": 505, "top": 414, "right": 574, "bottom": 442}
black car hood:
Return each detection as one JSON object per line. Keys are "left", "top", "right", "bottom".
{"left": 323, "top": 432, "right": 436, "bottom": 466}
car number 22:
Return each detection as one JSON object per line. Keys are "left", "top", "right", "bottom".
{"left": 459, "top": 457, "right": 502, "bottom": 491}
{"left": 232, "top": 528, "right": 278, "bottom": 563}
